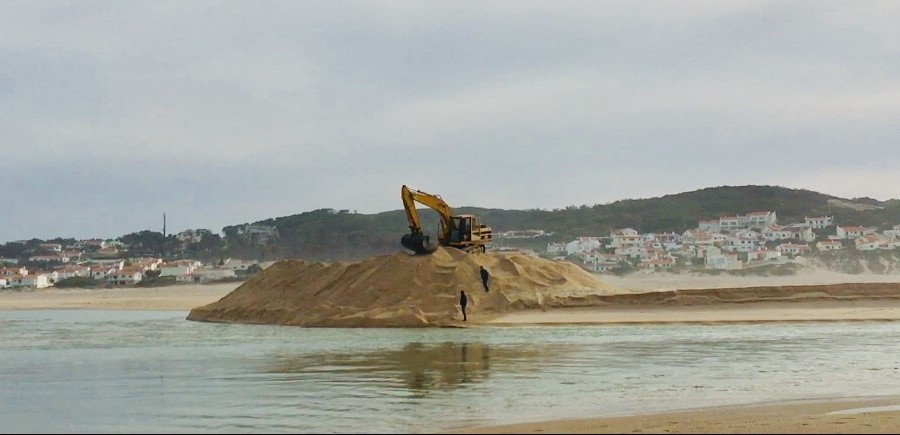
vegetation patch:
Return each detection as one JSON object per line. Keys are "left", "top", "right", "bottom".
{"left": 54, "top": 276, "right": 101, "bottom": 288}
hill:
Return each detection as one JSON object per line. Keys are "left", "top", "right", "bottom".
{"left": 221, "top": 185, "right": 900, "bottom": 262}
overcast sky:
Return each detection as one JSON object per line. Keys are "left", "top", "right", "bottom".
{"left": 2, "top": 1, "right": 899, "bottom": 243}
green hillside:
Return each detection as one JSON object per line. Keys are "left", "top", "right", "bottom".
{"left": 221, "top": 185, "right": 900, "bottom": 262}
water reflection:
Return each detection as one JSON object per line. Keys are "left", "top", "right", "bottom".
{"left": 267, "top": 341, "right": 563, "bottom": 394}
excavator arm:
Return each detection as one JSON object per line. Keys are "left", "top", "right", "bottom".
{"left": 400, "top": 185, "right": 453, "bottom": 254}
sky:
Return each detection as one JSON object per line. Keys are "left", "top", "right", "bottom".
{"left": 2, "top": 1, "right": 900, "bottom": 243}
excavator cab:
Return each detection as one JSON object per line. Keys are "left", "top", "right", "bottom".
{"left": 450, "top": 216, "right": 470, "bottom": 243}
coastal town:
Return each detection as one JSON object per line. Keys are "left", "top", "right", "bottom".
{"left": 497, "top": 210, "right": 900, "bottom": 274}
{"left": 0, "top": 230, "right": 262, "bottom": 290}
{"left": 4, "top": 208, "right": 900, "bottom": 290}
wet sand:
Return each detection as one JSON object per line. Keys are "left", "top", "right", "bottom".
{"left": 482, "top": 300, "right": 900, "bottom": 325}
{"left": 0, "top": 282, "right": 240, "bottom": 311}
{"left": 454, "top": 397, "right": 900, "bottom": 434}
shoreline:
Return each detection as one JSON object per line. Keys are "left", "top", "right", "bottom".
{"left": 480, "top": 300, "right": 900, "bottom": 326}
{"left": 0, "top": 282, "right": 241, "bottom": 311}
{"left": 5, "top": 279, "right": 900, "bottom": 327}
{"left": 452, "top": 396, "right": 900, "bottom": 434}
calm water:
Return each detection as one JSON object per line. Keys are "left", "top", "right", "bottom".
{"left": 1, "top": 311, "right": 899, "bottom": 433}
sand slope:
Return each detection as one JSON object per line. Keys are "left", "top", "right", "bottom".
{"left": 186, "top": 248, "right": 617, "bottom": 327}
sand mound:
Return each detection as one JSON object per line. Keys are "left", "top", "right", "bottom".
{"left": 186, "top": 248, "right": 619, "bottom": 327}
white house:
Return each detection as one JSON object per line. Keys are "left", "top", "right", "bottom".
{"left": 747, "top": 249, "right": 782, "bottom": 262}
{"left": 648, "top": 232, "right": 681, "bottom": 244}
{"left": 89, "top": 259, "right": 125, "bottom": 269}
{"left": 615, "top": 245, "right": 648, "bottom": 259}
{"left": 609, "top": 229, "right": 643, "bottom": 249}
{"left": 1, "top": 266, "right": 28, "bottom": 277}
{"left": 639, "top": 257, "right": 675, "bottom": 270}
{"left": 88, "top": 266, "right": 116, "bottom": 280}
{"left": 160, "top": 260, "right": 202, "bottom": 281}
{"left": 682, "top": 230, "right": 716, "bottom": 246}
{"left": 710, "top": 233, "right": 729, "bottom": 244}
{"left": 7, "top": 273, "right": 51, "bottom": 289}
{"left": 223, "top": 258, "right": 260, "bottom": 272}
{"left": 883, "top": 225, "right": 900, "bottom": 240}
{"left": 816, "top": 240, "right": 843, "bottom": 251}
{"left": 718, "top": 216, "right": 742, "bottom": 233}
{"left": 741, "top": 211, "right": 777, "bottom": 229}
{"left": 836, "top": 226, "right": 871, "bottom": 239}
{"left": 565, "top": 238, "right": 602, "bottom": 255}
{"left": 589, "top": 261, "right": 621, "bottom": 273}
{"left": 132, "top": 257, "right": 163, "bottom": 271}
{"left": 107, "top": 267, "right": 144, "bottom": 286}
{"left": 54, "top": 265, "right": 91, "bottom": 280}
{"left": 28, "top": 254, "right": 70, "bottom": 263}
{"left": 777, "top": 243, "right": 811, "bottom": 256}
{"left": 546, "top": 243, "right": 566, "bottom": 254}
{"left": 705, "top": 250, "right": 742, "bottom": 270}
{"left": 0, "top": 277, "right": 8, "bottom": 288}
{"left": 854, "top": 236, "right": 884, "bottom": 251}
{"left": 578, "top": 251, "right": 603, "bottom": 264}
{"left": 498, "top": 229, "right": 547, "bottom": 239}
{"left": 159, "top": 263, "right": 192, "bottom": 278}
{"left": 805, "top": 216, "right": 833, "bottom": 229}
{"left": 786, "top": 224, "right": 817, "bottom": 243}
{"left": 701, "top": 211, "right": 777, "bottom": 233}
{"left": 190, "top": 267, "right": 237, "bottom": 283}
{"left": 763, "top": 225, "right": 794, "bottom": 241}
{"left": 723, "top": 235, "right": 759, "bottom": 253}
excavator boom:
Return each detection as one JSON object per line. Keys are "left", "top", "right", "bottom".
{"left": 400, "top": 185, "right": 492, "bottom": 255}
{"left": 400, "top": 185, "right": 450, "bottom": 254}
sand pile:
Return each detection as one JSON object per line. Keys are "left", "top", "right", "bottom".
{"left": 186, "top": 247, "right": 619, "bottom": 327}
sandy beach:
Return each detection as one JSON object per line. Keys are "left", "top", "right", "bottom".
{"left": 0, "top": 282, "right": 240, "bottom": 311}
{"left": 481, "top": 300, "right": 900, "bottom": 325}
{"left": 602, "top": 269, "right": 900, "bottom": 292}
{"left": 456, "top": 397, "right": 900, "bottom": 434}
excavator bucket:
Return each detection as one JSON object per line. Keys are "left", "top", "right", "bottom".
{"left": 401, "top": 233, "right": 437, "bottom": 255}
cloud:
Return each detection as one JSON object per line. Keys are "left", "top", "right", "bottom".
{"left": 2, "top": 1, "right": 899, "bottom": 242}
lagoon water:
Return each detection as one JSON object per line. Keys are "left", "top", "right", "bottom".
{"left": 1, "top": 310, "right": 899, "bottom": 433}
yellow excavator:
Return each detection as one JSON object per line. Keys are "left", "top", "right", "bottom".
{"left": 400, "top": 185, "right": 493, "bottom": 255}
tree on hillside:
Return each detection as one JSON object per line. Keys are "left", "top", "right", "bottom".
{"left": 120, "top": 230, "right": 178, "bottom": 257}
{"left": 0, "top": 242, "right": 27, "bottom": 259}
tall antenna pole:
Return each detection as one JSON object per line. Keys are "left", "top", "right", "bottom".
{"left": 162, "top": 213, "right": 167, "bottom": 259}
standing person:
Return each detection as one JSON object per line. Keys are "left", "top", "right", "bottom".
{"left": 459, "top": 290, "right": 468, "bottom": 321}
{"left": 479, "top": 266, "right": 490, "bottom": 292}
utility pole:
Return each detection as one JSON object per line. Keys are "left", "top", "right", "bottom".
{"left": 162, "top": 213, "right": 167, "bottom": 259}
